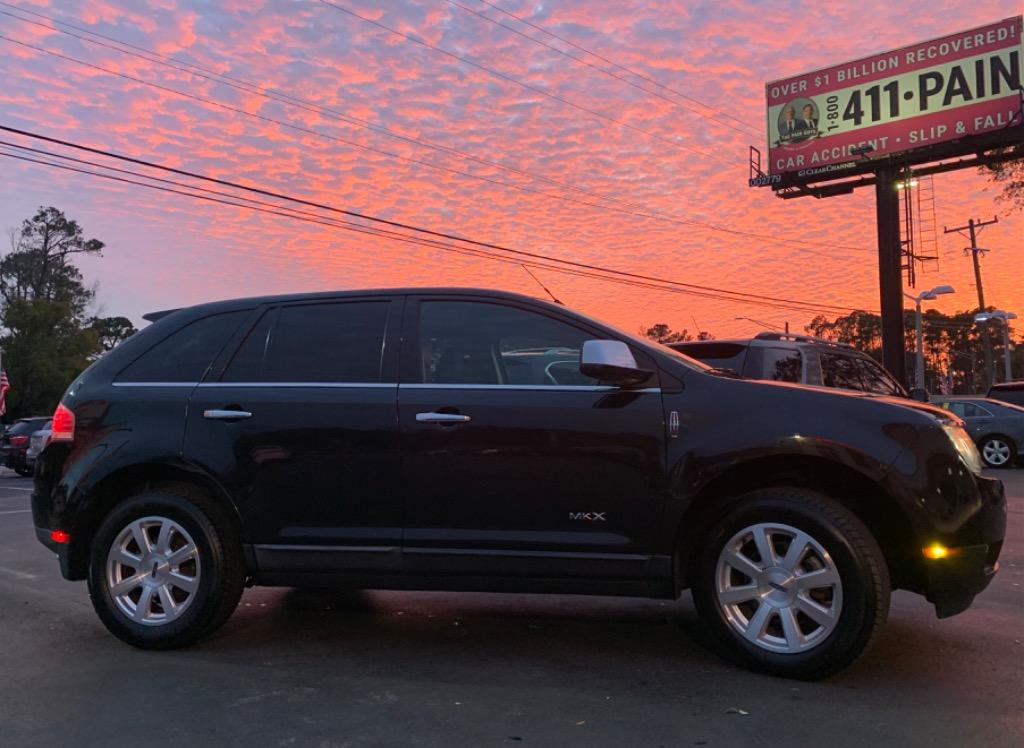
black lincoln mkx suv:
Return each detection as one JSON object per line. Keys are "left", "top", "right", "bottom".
{"left": 33, "top": 288, "right": 1005, "bottom": 679}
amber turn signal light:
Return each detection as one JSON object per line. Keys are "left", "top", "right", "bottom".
{"left": 922, "top": 543, "right": 955, "bottom": 560}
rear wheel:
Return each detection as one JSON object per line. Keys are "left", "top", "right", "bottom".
{"left": 978, "top": 435, "right": 1014, "bottom": 468}
{"left": 88, "top": 487, "right": 244, "bottom": 649}
{"left": 692, "top": 488, "right": 890, "bottom": 680}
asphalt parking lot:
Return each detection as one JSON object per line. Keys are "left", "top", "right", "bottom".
{"left": 0, "top": 470, "right": 1021, "bottom": 747}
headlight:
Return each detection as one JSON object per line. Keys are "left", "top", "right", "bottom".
{"left": 942, "top": 423, "right": 983, "bottom": 474}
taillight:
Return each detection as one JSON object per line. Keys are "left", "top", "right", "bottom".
{"left": 51, "top": 403, "right": 75, "bottom": 442}
{"left": 9, "top": 435, "right": 28, "bottom": 446}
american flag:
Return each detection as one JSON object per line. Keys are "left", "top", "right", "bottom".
{"left": 0, "top": 369, "right": 9, "bottom": 417}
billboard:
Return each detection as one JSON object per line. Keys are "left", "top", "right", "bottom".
{"left": 765, "top": 17, "right": 1023, "bottom": 185}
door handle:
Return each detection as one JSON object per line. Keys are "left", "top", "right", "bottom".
{"left": 416, "top": 412, "right": 471, "bottom": 423}
{"left": 203, "top": 409, "right": 253, "bottom": 420}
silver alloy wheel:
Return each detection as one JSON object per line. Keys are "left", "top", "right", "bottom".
{"left": 715, "top": 522, "right": 843, "bottom": 654}
{"left": 981, "top": 438, "right": 1011, "bottom": 467}
{"left": 105, "top": 516, "right": 201, "bottom": 626}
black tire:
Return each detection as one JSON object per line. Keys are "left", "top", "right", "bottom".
{"left": 978, "top": 435, "right": 1016, "bottom": 469}
{"left": 15, "top": 466, "right": 32, "bottom": 477}
{"left": 87, "top": 486, "right": 245, "bottom": 649}
{"left": 691, "top": 488, "right": 890, "bottom": 680}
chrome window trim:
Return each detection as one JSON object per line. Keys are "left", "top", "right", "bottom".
{"left": 113, "top": 382, "right": 397, "bottom": 388}
{"left": 113, "top": 381, "right": 661, "bottom": 393}
{"left": 112, "top": 382, "right": 199, "bottom": 387}
{"left": 197, "top": 382, "right": 397, "bottom": 389}
{"left": 399, "top": 383, "right": 661, "bottom": 393}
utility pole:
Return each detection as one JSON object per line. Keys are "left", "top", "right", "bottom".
{"left": 944, "top": 217, "right": 998, "bottom": 391}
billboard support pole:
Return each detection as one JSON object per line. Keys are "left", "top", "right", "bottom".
{"left": 875, "top": 166, "right": 907, "bottom": 387}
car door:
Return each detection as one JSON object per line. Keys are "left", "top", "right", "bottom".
{"left": 397, "top": 295, "right": 668, "bottom": 583}
{"left": 183, "top": 296, "right": 404, "bottom": 576}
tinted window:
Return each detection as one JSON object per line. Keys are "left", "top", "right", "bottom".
{"left": 989, "top": 387, "right": 1024, "bottom": 406}
{"left": 820, "top": 353, "right": 864, "bottom": 391}
{"left": 7, "top": 419, "right": 49, "bottom": 436}
{"left": 671, "top": 342, "right": 747, "bottom": 371}
{"left": 762, "top": 347, "right": 802, "bottom": 382}
{"left": 223, "top": 302, "right": 389, "bottom": 383}
{"left": 117, "top": 311, "right": 247, "bottom": 382}
{"left": 854, "top": 357, "right": 904, "bottom": 396}
{"left": 418, "top": 301, "right": 600, "bottom": 386}
{"left": 221, "top": 311, "right": 274, "bottom": 382}
{"left": 949, "top": 402, "right": 991, "bottom": 418}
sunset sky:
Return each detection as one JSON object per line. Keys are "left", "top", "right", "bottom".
{"left": 0, "top": 0, "right": 1020, "bottom": 338}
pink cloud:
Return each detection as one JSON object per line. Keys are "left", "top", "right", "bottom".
{"left": 0, "top": 0, "right": 1018, "bottom": 340}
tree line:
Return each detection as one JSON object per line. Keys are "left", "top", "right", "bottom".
{"left": 805, "top": 309, "right": 1020, "bottom": 393}
{"left": 1, "top": 207, "right": 136, "bottom": 420}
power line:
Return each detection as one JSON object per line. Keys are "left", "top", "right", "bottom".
{"left": 0, "top": 5, "right": 675, "bottom": 216}
{"left": 0, "top": 134, "right": 849, "bottom": 316}
{"left": 471, "top": 0, "right": 761, "bottom": 136}
{"left": 0, "top": 124, "right": 863, "bottom": 314}
{"left": 0, "top": 25, "right": 869, "bottom": 253}
{"left": 448, "top": 0, "right": 761, "bottom": 139}
{"left": 317, "top": 1, "right": 739, "bottom": 165}
{"left": 0, "top": 33, "right": 650, "bottom": 220}
{"left": 0, "top": 146, "right": 850, "bottom": 316}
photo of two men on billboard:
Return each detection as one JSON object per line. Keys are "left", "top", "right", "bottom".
{"left": 778, "top": 102, "right": 819, "bottom": 143}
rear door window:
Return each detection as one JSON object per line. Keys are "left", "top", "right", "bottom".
{"left": 762, "top": 347, "right": 802, "bottom": 383}
{"left": 117, "top": 311, "right": 248, "bottom": 383}
{"left": 957, "top": 402, "right": 992, "bottom": 418}
{"left": 222, "top": 301, "right": 390, "bottom": 383}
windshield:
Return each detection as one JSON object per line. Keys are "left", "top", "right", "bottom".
{"left": 7, "top": 419, "right": 47, "bottom": 435}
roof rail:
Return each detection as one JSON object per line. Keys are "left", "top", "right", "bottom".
{"left": 753, "top": 331, "right": 855, "bottom": 349}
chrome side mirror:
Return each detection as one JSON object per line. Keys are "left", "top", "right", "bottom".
{"left": 580, "top": 340, "right": 652, "bottom": 387}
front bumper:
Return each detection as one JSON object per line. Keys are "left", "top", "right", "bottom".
{"left": 923, "top": 474, "right": 1006, "bottom": 618}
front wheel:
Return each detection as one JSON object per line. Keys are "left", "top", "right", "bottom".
{"left": 978, "top": 435, "right": 1015, "bottom": 469}
{"left": 87, "top": 487, "right": 244, "bottom": 649}
{"left": 692, "top": 488, "right": 890, "bottom": 680}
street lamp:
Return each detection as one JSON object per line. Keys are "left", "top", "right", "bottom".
{"left": 904, "top": 284, "right": 955, "bottom": 391}
{"left": 974, "top": 310, "right": 1018, "bottom": 383}
{"left": 735, "top": 316, "right": 789, "bottom": 334}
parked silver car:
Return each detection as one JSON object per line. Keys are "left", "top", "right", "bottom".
{"left": 25, "top": 420, "right": 52, "bottom": 472}
{"left": 932, "top": 397, "right": 1024, "bottom": 468}
{"left": 669, "top": 332, "right": 908, "bottom": 397}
